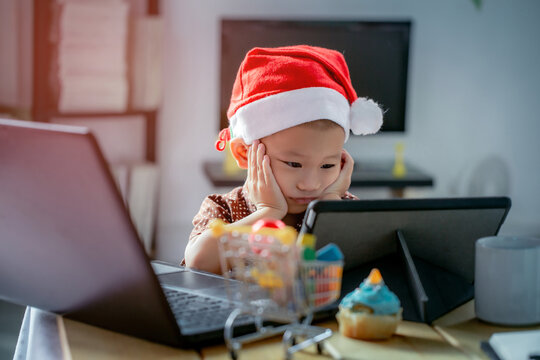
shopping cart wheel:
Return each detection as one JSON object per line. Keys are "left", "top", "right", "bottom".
{"left": 229, "top": 350, "right": 238, "bottom": 360}
{"left": 291, "top": 337, "right": 296, "bottom": 346}
{"left": 317, "top": 342, "right": 323, "bottom": 354}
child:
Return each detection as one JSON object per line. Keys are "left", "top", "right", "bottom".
{"left": 184, "top": 45, "right": 383, "bottom": 273}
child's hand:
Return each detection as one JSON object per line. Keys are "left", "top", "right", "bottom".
{"left": 245, "top": 140, "right": 288, "bottom": 219}
{"left": 321, "top": 149, "right": 354, "bottom": 200}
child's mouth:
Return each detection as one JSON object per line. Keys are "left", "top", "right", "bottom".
{"left": 291, "top": 197, "right": 318, "bottom": 204}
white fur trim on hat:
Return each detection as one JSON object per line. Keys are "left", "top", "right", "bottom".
{"left": 230, "top": 87, "right": 351, "bottom": 144}
{"left": 350, "top": 97, "right": 383, "bottom": 135}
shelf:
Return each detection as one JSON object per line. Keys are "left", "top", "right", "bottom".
{"left": 0, "top": 105, "right": 32, "bottom": 120}
{"left": 44, "top": 110, "right": 157, "bottom": 119}
{"left": 31, "top": 0, "right": 160, "bottom": 163}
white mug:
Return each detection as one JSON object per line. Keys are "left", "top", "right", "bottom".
{"left": 475, "top": 236, "right": 540, "bottom": 326}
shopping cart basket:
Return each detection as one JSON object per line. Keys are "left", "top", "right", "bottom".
{"left": 212, "top": 219, "right": 343, "bottom": 359}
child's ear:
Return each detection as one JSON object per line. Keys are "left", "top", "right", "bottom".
{"left": 229, "top": 137, "right": 249, "bottom": 169}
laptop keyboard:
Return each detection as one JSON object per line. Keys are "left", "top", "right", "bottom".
{"left": 163, "top": 287, "right": 254, "bottom": 334}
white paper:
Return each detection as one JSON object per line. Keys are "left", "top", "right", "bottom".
{"left": 489, "top": 330, "right": 540, "bottom": 360}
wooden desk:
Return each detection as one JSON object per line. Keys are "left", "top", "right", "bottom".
{"left": 432, "top": 301, "right": 540, "bottom": 359}
{"left": 202, "top": 320, "right": 463, "bottom": 360}
{"left": 203, "top": 160, "right": 434, "bottom": 198}
{"left": 58, "top": 300, "right": 538, "bottom": 359}
{"left": 61, "top": 318, "right": 200, "bottom": 360}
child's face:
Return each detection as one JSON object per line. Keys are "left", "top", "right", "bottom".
{"left": 260, "top": 123, "right": 346, "bottom": 214}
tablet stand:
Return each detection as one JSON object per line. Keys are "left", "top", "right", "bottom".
{"left": 338, "top": 229, "right": 474, "bottom": 324}
{"left": 396, "top": 230, "right": 429, "bottom": 322}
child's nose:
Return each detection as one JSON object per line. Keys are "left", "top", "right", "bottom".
{"left": 297, "top": 173, "right": 320, "bottom": 192}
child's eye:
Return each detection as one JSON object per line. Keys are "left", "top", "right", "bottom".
{"left": 285, "top": 161, "right": 302, "bottom": 168}
{"left": 321, "top": 164, "right": 336, "bottom": 169}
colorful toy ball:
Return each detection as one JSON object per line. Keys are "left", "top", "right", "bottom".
{"left": 249, "top": 219, "right": 286, "bottom": 255}
{"left": 252, "top": 219, "right": 286, "bottom": 232}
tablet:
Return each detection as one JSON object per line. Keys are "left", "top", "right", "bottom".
{"left": 300, "top": 196, "right": 511, "bottom": 323}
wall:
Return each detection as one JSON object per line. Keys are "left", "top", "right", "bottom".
{"left": 156, "top": 0, "right": 540, "bottom": 262}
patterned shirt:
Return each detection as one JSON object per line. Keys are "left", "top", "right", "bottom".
{"left": 188, "top": 186, "right": 358, "bottom": 244}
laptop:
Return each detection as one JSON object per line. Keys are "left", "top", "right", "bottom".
{"left": 0, "top": 118, "right": 254, "bottom": 348}
{"left": 300, "top": 197, "right": 511, "bottom": 323}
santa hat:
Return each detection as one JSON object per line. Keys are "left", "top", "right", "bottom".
{"left": 216, "top": 45, "right": 383, "bottom": 150}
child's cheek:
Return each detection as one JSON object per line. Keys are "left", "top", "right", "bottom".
{"left": 268, "top": 161, "right": 285, "bottom": 183}
{"left": 329, "top": 168, "right": 340, "bottom": 184}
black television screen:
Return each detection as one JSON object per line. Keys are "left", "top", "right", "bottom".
{"left": 220, "top": 19, "right": 412, "bottom": 133}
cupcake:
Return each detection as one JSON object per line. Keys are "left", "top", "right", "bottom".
{"left": 336, "top": 268, "right": 402, "bottom": 340}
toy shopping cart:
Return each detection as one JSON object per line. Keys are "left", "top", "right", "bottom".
{"left": 212, "top": 219, "right": 343, "bottom": 360}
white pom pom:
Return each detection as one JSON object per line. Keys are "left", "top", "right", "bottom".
{"left": 350, "top": 97, "right": 383, "bottom": 135}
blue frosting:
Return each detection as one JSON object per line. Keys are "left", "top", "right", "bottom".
{"left": 340, "top": 279, "right": 401, "bottom": 315}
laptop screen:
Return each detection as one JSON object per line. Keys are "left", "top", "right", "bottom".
{"left": 0, "top": 119, "right": 182, "bottom": 346}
